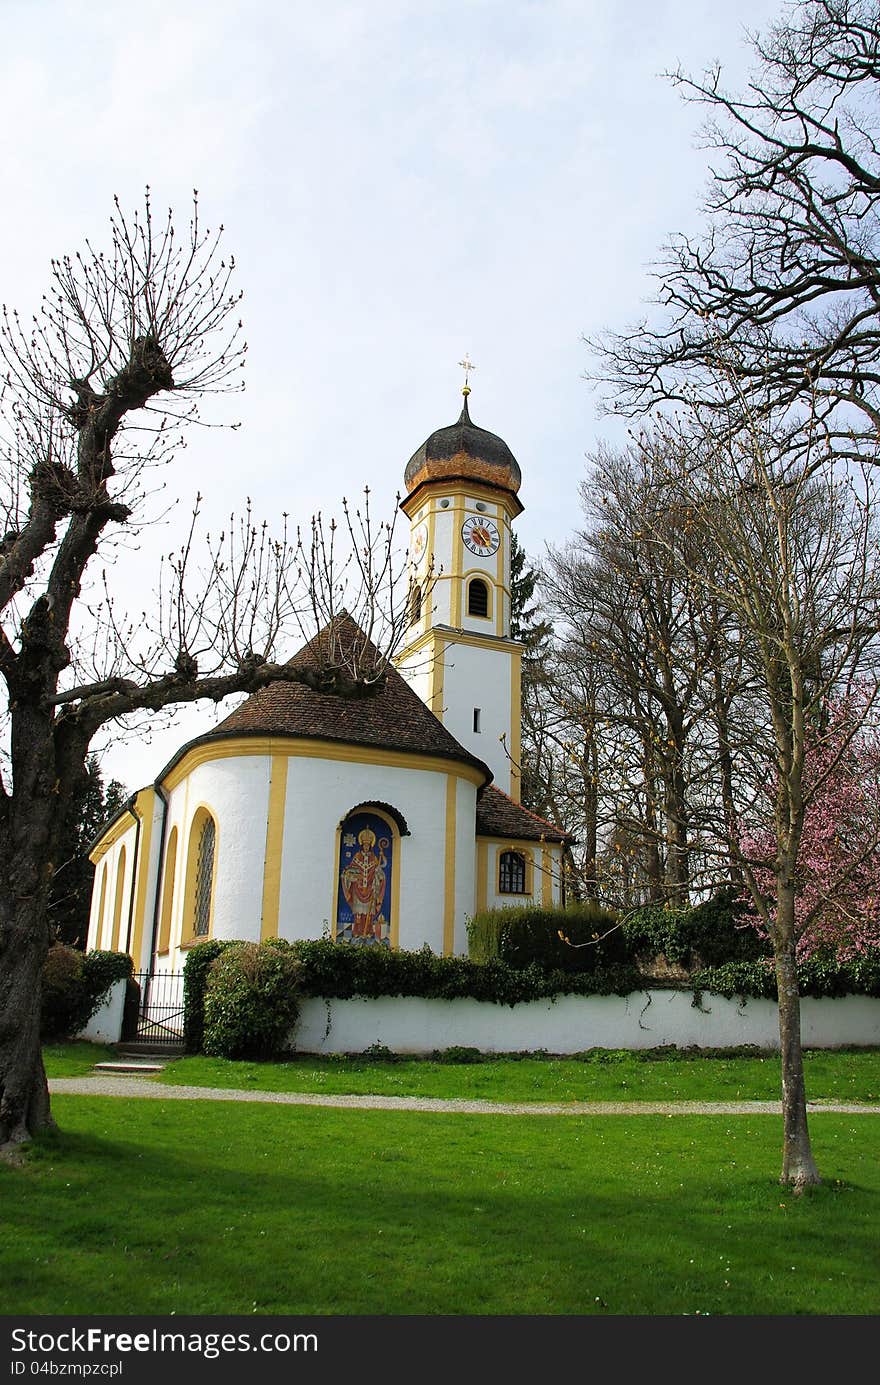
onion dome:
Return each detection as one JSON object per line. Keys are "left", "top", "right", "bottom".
{"left": 404, "top": 393, "right": 522, "bottom": 499}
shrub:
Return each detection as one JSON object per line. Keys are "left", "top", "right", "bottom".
{"left": 202, "top": 940, "right": 302, "bottom": 1059}
{"left": 291, "top": 936, "right": 640, "bottom": 1005}
{"left": 41, "top": 944, "right": 87, "bottom": 1039}
{"left": 40, "top": 945, "right": 132, "bottom": 1039}
{"left": 182, "top": 940, "right": 229, "bottom": 1052}
{"left": 623, "top": 889, "right": 769, "bottom": 971}
{"left": 691, "top": 949, "right": 880, "bottom": 1002}
{"left": 467, "top": 902, "right": 623, "bottom": 973}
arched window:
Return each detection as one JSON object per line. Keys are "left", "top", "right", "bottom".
{"left": 468, "top": 578, "right": 489, "bottom": 618}
{"left": 499, "top": 849, "right": 527, "bottom": 895}
{"left": 157, "top": 827, "right": 178, "bottom": 954}
{"left": 336, "top": 807, "right": 397, "bottom": 948}
{"left": 95, "top": 862, "right": 108, "bottom": 948}
{"left": 111, "top": 846, "right": 127, "bottom": 951}
{"left": 184, "top": 809, "right": 217, "bottom": 942}
{"left": 410, "top": 582, "right": 422, "bottom": 625}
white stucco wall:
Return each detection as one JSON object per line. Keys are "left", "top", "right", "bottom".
{"left": 294, "top": 990, "right": 880, "bottom": 1055}
{"left": 441, "top": 640, "right": 515, "bottom": 792}
{"left": 277, "top": 755, "right": 478, "bottom": 955}
{"left": 79, "top": 977, "right": 128, "bottom": 1044}
{"left": 161, "top": 754, "right": 272, "bottom": 965}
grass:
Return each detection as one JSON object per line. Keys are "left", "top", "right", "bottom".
{"left": 138, "top": 1046, "right": 880, "bottom": 1104}
{"left": 42, "top": 1041, "right": 119, "bottom": 1076}
{"left": 3, "top": 1097, "right": 878, "bottom": 1315}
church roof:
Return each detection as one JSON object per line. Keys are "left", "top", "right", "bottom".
{"left": 162, "top": 613, "right": 493, "bottom": 784}
{"left": 404, "top": 394, "right": 522, "bottom": 503}
{"left": 476, "top": 786, "right": 573, "bottom": 844}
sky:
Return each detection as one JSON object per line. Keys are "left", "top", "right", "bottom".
{"left": 2, "top": 0, "right": 784, "bottom": 792}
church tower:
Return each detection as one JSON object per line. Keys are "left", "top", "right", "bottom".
{"left": 396, "top": 384, "right": 525, "bottom": 799}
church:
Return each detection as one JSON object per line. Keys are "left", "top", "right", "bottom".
{"left": 86, "top": 388, "right": 571, "bottom": 973}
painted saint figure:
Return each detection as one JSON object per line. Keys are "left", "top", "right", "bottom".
{"left": 339, "top": 826, "right": 389, "bottom": 943}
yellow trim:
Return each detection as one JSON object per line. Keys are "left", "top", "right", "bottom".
{"left": 332, "top": 805, "right": 401, "bottom": 949}
{"left": 496, "top": 844, "right": 534, "bottom": 898}
{"left": 443, "top": 776, "right": 457, "bottom": 955}
{"left": 428, "top": 634, "right": 446, "bottom": 718}
{"left": 161, "top": 736, "right": 488, "bottom": 793}
{"left": 89, "top": 809, "right": 136, "bottom": 863}
{"left": 496, "top": 530, "right": 505, "bottom": 637}
{"left": 510, "top": 645, "right": 522, "bottom": 803}
{"left": 157, "top": 825, "right": 179, "bottom": 955}
{"left": 128, "top": 789, "right": 155, "bottom": 967}
{"left": 94, "top": 862, "right": 108, "bottom": 949}
{"left": 451, "top": 496, "right": 464, "bottom": 627}
{"left": 110, "top": 844, "right": 127, "bottom": 951}
{"left": 401, "top": 479, "right": 523, "bottom": 521}
{"left": 476, "top": 839, "right": 488, "bottom": 913}
{"left": 542, "top": 844, "right": 552, "bottom": 906}
{"left": 181, "top": 805, "right": 219, "bottom": 944}
{"left": 260, "top": 755, "right": 289, "bottom": 940}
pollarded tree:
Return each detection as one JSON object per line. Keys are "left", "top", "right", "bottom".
{"left": 0, "top": 193, "right": 409, "bottom": 1156}
{"left": 592, "top": 0, "right": 880, "bottom": 463}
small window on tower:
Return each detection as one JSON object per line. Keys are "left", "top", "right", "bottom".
{"left": 468, "top": 578, "right": 489, "bottom": 618}
{"left": 410, "top": 584, "right": 422, "bottom": 625}
{"left": 473, "top": 708, "right": 481, "bottom": 733}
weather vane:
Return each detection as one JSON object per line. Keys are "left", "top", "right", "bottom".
{"left": 458, "top": 355, "right": 476, "bottom": 396}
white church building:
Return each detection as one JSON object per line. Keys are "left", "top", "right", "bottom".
{"left": 86, "top": 391, "right": 571, "bottom": 972}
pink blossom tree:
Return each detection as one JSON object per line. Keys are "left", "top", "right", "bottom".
{"left": 740, "top": 691, "right": 880, "bottom": 964}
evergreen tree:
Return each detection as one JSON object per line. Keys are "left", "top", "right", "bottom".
{"left": 47, "top": 759, "right": 127, "bottom": 950}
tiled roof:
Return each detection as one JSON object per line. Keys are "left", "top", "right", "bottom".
{"left": 476, "top": 785, "right": 572, "bottom": 843}
{"left": 161, "top": 613, "right": 492, "bottom": 783}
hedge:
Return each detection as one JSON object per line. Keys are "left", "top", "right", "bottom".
{"left": 202, "top": 941, "right": 303, "bottom": 1059}
{"left": 467, "top": 902, "right": 624, "bottom": 972}
{"left": 41, "top": 945, "right": 133, "bottom": 1039}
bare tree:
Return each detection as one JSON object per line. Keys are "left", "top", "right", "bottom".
{"left": 591, "top": 0, "right": 880, "bottom": 464}
{"left": 0, "top": 193, "right": 408, "bottom": 1156}
{"left": 636, "top": 386, "right": 880, "bottom": 1188}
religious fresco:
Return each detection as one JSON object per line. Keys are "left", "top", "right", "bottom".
{"left": 336, "top": 810, "right": 393, "bottom": 947}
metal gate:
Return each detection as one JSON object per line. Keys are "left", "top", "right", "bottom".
{"left": 130, "top": 971, "right": 185, "bottom": 1045}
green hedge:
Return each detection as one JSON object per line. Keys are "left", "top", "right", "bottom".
{"left": 202, "top": 941, "right": 303, "bottom": 1059}
{"left": 182, "top": 940, "right": 229, "bottom": 1052}
{"left": 693, "top": 950, "right": 880, "bottom": 1002}
{"left": 467, "top": 902, "right": 623, "bottom": 972}
{"left": 41, "top": 945, "right": 133, "bottom": 1039}
{"left": 290, "top": 937, "right": 641, "bottom": 1005}
{"left": 623, "top": 889, "right": 769, "bottom": 969}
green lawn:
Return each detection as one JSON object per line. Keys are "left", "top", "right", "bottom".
{"left": 151, "top": 1047, "right": 880, "bottom": 1104}
{"left": 3, "top": 1097, "right": 878, "bottom": 1315}
{"left": 42, "top": 1041, "right": 119, "bottom": 1076}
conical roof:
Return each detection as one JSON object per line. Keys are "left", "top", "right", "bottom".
{"left": 404, "top": 394, "right": 522, "bottom": 499}
{"left": 158, "top": 613, "right": 493, "bottom": 785}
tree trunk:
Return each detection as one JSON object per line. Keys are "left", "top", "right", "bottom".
{"left": 0, "top": 891, "right": 54, "bottom": 1155}
{"left": 774, "top": 881, "right": 820, "bottom": 1189}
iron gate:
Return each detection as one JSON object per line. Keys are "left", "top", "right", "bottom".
{"left": 131, "top": 971, "right": 184, "bottom": 1045}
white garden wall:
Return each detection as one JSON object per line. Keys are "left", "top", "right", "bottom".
{"left": 293, "top": 990, "right": 880, "bottom": 1054}
{"left": 79, "top": 978, "right": 128, "bottom": 1044}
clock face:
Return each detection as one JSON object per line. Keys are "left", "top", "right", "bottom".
{"left": 411, "top": 522, "right": 428, "bottom": 565}
{"left": 462, "top": 515, "right": 500, "bottom": 556}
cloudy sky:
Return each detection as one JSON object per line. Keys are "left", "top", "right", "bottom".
{"left": 3, "top": 0, "right": 783, "bottom": 790}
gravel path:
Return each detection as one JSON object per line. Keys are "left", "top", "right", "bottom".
{"left": 48, "top": 1075, "right": 880, "bottom": 1116}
